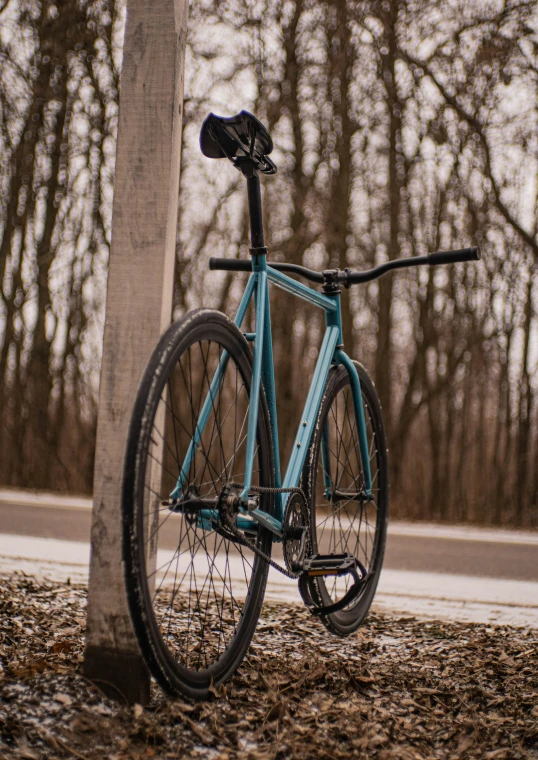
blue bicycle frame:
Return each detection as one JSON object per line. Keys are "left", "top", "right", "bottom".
{"left": 169, "top": 153, "right": 373, "bottom": 541}
{"left": 167, "top": 122, "right": 482, "bottom": 546}
{"left": 170, "top": 252, "right": 373, "bottom": 542}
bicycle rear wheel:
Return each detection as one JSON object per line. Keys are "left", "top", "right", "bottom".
{"left": 302, "top": 361, "right": 388, "bottom": 635}
{"left": 122, "top": 309, "right": 273, "bottom": 699}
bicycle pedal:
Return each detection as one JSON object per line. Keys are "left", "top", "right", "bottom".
{"left": 302, "top": 553, "right": 362, "bottom": 578}
{"left": 298, "top": 554, "right": 368, "bottom": 616}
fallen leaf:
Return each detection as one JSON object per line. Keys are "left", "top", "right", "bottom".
{"left": 266, "top": 700, "right": 286, "bottom": 723}
{"left": 457, "top": 731, "right": 477, "bottom": 753}
{"left": 51, "top": 640, "right": 74, "bottom": 654}
{"left": 54, "top": 693, "right": 72, "bottom": 706}
{"left": 208, "top": 679, "right": 226, "bottom": 698}
{"left": 356, "top": 674, "right": 377, "bottom": 684}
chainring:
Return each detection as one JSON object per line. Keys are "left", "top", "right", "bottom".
{"left": 282, "top": 491, "right": 309, "bottom": 573}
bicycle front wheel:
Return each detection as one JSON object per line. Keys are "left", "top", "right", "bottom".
{"left": 302, "top": 361, "right": 388, "bottom": 635}
{"left": 122, "top": 309, "right": 273, "bottom": 699}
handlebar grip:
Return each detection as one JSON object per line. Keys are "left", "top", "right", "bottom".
{"left": 427, "top": 247, "right": 481, "bottom": 266}
{"left": 209, "top": 257, "right": 252, "bottom": 272}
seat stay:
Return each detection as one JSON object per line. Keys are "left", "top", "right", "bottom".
{"left": 170, "top": 275, "right": 257, "bottom": 500}
{"left": 169, "top": 348, "right": 230, "bottom": 501}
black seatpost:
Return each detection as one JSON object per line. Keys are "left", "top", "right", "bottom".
{"left": 236, "top": 157, "right": 265, "bottom": 251}
{"left": 247, "top": 173, "right": 264, "bottom": 249}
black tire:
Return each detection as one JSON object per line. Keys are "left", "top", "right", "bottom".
{"left": 122, "top": 309, "right": 273, "bottom": 699}
{"left": 302, "top": 361, "right": 388, "bottom": 635}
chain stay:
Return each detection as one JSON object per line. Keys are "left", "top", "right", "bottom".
{"left": 225, "top": 484, "right": 308, "bottom": 579}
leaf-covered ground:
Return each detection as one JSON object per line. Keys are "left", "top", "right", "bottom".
{"left": 0, "top": 572, "right": 537, "bottom": 759}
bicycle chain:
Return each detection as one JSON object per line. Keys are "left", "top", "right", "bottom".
{"left": 225, "top": 484, "right": 308, "bottom": 579}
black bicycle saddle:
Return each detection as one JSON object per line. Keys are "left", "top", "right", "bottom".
{"left": 200, "top": 111, "right": 277, "bottom": 175}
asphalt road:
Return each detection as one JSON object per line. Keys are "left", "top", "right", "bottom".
{"left": 0, "top": 497, "right": 536, "bottom": 582}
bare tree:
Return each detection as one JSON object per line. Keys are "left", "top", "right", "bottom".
{"left": 1, "top": 0, "right": 536, "bottom": 526}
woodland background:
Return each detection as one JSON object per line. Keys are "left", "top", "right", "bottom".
{"left": 0, "top": 0, "right": 537, "bottom": 526}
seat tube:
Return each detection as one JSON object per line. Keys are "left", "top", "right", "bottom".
{"left": 240, "top": 160, "right": 273, "bottom": 504}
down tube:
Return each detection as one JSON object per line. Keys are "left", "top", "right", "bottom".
{"left": 334, "top": 349, "right": 373, "bottom": 495}
{"left": 282, "top": 326, "right": 341, "bottom": 493}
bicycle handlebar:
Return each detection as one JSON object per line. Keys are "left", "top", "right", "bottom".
{"left": 427, "top": 248, "right": 481, "bottom": 266}
{"left": 209, "top": 247, "right": 480, "bottom": 286}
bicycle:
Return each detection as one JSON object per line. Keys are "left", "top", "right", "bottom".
{"left": 122, "top": 110, "right": 480, "bottom": 700}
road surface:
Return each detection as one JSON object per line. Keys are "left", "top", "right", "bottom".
{"left": 0, "top": 488, "right": 537, "bottom": 626}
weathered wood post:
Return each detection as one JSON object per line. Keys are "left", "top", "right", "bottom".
{"left": 83, "top": 0, "right": 189, "bottom": 704}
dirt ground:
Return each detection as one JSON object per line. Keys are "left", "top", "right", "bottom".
{"left": 0, "top": 572, "right": 536, "bottom": 760}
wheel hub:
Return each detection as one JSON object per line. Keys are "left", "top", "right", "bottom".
{"left": 218, "top": 484, "right": 241, "bottom": 527}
